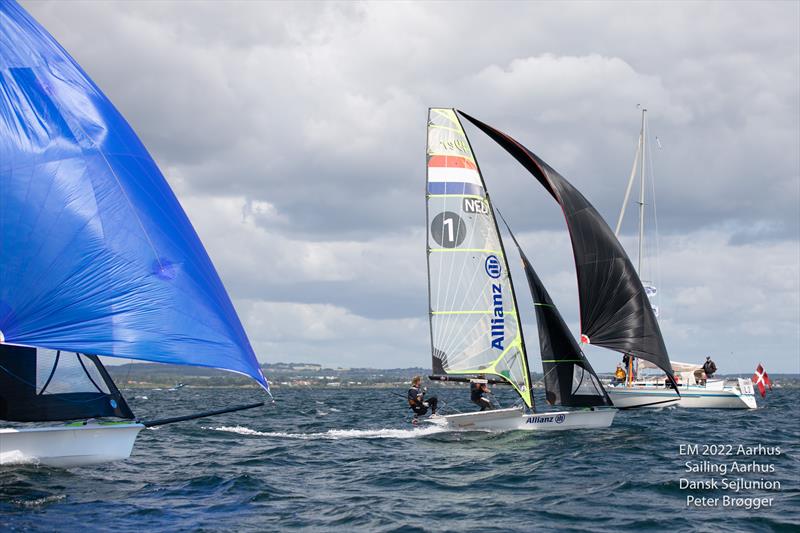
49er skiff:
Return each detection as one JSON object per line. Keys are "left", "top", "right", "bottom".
{"left": 423, "top": 108, "right": 616, "bottom": 431}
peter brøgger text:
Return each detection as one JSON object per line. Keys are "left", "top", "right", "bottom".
{"left": 678, "top": 443, "right": 782, "bottom": 509}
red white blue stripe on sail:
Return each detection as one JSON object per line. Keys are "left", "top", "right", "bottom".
{"left": 427, "top": 154, "right": 485, "bottom": 196}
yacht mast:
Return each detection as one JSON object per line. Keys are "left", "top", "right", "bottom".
{"left": 637, "top": 108, "right": 647, "bottom": 274}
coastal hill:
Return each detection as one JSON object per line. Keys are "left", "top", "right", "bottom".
{"left": 106, "top": 361, "right": 799, "bottom": 389}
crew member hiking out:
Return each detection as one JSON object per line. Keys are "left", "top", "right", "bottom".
{"left": 470, "top": 377, "right": 494, "bottom": 411}
{"left": 407, "top": 376, "right": 438, "bottom": 419}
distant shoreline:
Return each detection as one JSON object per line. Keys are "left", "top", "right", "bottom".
{"left": 110, "top": 362, "right": 800, "bottom": 390}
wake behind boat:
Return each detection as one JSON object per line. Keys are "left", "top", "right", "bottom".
{"left": 423, "top": 108, "right": 615, "bottom": 431}
{"left": 0, "top": 2, "right": 269, "bottom": 467}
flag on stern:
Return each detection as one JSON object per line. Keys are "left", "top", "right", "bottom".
{"left": 752, "top": 363, "right": 772, "bottom": 398}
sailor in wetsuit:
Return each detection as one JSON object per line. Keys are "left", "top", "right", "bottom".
{"left": 407, "top": 376, "right": 438, "bottom": 418}
{"left": 470, "top": 378, "right": 494, "bottom": 411}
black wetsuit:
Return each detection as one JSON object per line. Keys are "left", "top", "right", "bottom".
{"left": 470, "top": 382, "right": 493, "bottom": 411}
{"left": 703, "top": 360, "right": 717, "bottom": 378}
{"left": 407, "top": 385, "right": 438, "bottom": 416}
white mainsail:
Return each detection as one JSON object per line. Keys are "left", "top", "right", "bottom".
{"left": 425, "top": 108, "right": 532, "bottom": 406}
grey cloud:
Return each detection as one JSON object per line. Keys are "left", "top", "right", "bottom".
{"left": 28, "top": 1, "right": 797, "bottom": 241}
{"left": 20, "top": 1, "right": 799, "bottom": 371}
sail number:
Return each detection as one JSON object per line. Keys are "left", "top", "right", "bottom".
{"left": 462, "top": 197, "right": 489, "bottom": 215}
{"left": 431, "top": 212, "right": 467, "bottom": 248}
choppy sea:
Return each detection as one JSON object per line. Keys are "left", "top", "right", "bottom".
{"left": 1, "top": 386, "right": 798, "bottom": 532}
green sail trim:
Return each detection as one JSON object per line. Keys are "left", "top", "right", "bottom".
{"left": 440, "top": 335, "right": 532, "bottom": 408}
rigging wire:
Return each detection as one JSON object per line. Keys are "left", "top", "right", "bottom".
{"left": 649, "top": 130, "right": 663, "bottom": 319}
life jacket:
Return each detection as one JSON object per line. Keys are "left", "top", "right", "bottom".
{"left": 408, "top": 387, "right": 421, "bottom": 408}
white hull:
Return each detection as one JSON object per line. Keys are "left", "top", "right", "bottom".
{"left": 426, "top": 407, "right": 616, "bottom": 431}
{"left": 606, "top": 388, "right": 681, "bottom": 409}
{"left": 0, "top": 423, "right": 144, "bottom": 467}
{"left": 608, "top": 379, "right": 757, "bottom": 409}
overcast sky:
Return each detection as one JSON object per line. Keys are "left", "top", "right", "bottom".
{"left": 23, "top": 1, "right": 799, "bottom": 373}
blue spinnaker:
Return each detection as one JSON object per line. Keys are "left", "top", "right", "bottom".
{"left": 0, "top": 1, "right": 268, "bottom": 389}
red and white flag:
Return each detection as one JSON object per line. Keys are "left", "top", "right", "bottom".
{"left": 752, "top": 363, "right": 772, "bottom": 398}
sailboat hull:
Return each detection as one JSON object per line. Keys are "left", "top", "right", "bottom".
{"left": 426, "top": 407, "right": 616, "bottom": 431}
{"left": 0, "top": 423, "right": 144, "bottom": 467}
{"left": 605, "top": 388, "right": 681, "bottom": 409}
{"left": 607, "top": 380, "right": 757, "bottom": 409}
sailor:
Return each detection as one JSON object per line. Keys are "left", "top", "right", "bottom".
{"left": 612, "top": 364, "right": 626, "bottom": 384}
{"left": 407, "top": 376, "right": 438, "bottom": 418}
{"left": 703, "top": 356, "right": 717, "bottom": 379}
{"left": 470, "top": 377, "right": 494, "bottom": 411}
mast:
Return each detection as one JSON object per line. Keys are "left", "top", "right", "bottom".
{"left": 638, "top": 108, "right": 647, "bottom": 275}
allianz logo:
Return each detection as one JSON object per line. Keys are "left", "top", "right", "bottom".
{"left": 526, "top": 414, "right": 566, "bottom": 424}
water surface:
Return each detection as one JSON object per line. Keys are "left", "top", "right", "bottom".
{"left": 2, "top": 386, "right": 798, "bottom": 531}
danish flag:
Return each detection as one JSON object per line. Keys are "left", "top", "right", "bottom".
{"left": 752, "top": 363, "right": 772, "bottom": 398}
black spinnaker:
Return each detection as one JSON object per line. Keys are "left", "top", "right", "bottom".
{"left": 459, "top": 110, "right": 676, "bottom": 387}
{"left": 499, "top": 214, "right": 612, "bottom": 407}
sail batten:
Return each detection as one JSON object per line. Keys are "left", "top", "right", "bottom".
{"left": 0, "top": 2, "right": 267, "bottom": 389}
{"left": 458, "top": 110, "right": 674, "bottom": 383}
{"left": 426, "top": 108, "right": 533, "bottom": 407}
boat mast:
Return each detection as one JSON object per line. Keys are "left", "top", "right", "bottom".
{"left": 637, "top": 108, "right": 647, "bottom": 275}
{"left": 615, "top": 107, "right": 648, "bottom": 386}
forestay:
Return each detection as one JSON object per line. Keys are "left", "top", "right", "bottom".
{"left": 426, "top": 108, "right": 533, "bottom": 406}
{"left": 0, "top": 2, "right": 267, "bottom": 389}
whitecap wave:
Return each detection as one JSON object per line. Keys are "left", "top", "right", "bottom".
{"left": 205, "top": 425, "right": 446, "bottom": 440}
{"left": 12, "top": 494, "right": 66, "bottom": 507}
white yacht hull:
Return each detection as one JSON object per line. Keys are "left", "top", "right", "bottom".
{"left": 606, "top": 388, "right": 681, "bottom": 409}
{"left": 675, "top": 389, "right": 757, "bottom": 409}
{"left": 607, "top": 378, "right": 757, "bottom": 409}
{"left": 426, "top": 406, "right": 616, "bottom": 431}
{"left": 0, "top": 422, "right": 144, "bottom": 467}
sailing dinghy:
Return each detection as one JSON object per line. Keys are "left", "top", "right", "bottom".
{"left": 0, "top": 1, "right": 269, "bottom": 466}
{"left": 423, "top": 108, "right": 615, "bottom": 431}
